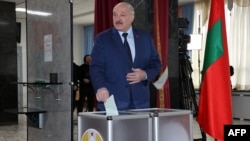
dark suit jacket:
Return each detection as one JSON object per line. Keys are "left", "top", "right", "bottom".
{"left": 90, "top": 27, "right": 161, "bottom": 110}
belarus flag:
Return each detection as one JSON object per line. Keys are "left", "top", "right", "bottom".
{"left": 197, "top": 0, "right": 232, "bottom": 140}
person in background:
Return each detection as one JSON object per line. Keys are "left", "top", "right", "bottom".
{"left": 230, "top": 66, "right": 234, "bottom": 76}
{"left": 72, "top": 62, "right": 80, "bottom": 113}
{"left": 230, "top": 65, "right": 234, "bottom": 89}
{"left": 90, "top": 2, "right": 162, "bottom": 111}
{"left": 79, "top": 55, "right": 95, "bottom": 112}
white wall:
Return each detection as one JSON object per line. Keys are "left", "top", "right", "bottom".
{"left": 73, "top": 24, "right": 84, "bottom": 65}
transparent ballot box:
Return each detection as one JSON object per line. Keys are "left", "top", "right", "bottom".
{"left": 128, "top": 108, "right": 193, "bottom": 141}
{"left": 78, "top": 111, "right": 152, "bottom": 141}
{"left": 78, "top": 108, "right": 192, "bottom": 141}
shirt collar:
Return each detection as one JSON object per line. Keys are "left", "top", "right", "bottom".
{"left": 118, "top": 27, "right": 133, "bottom": 37}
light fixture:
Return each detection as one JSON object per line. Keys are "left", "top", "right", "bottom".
{"left": 16, "top": 8, "right": 52, "bottom": 16}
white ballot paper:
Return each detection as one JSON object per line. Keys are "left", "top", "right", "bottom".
{"left": 104, "top": 95, "right": 119, "bottom": 116}
{"left": 153, "top": 67, "right": 168, "bottom": 89}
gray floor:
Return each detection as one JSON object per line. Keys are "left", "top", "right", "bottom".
{"left": 0, "top": 113, "right": 249, "bottom": 141}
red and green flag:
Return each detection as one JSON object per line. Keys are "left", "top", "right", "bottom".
{"left": 197, "top": 0, "right": 232, "bottom": 140}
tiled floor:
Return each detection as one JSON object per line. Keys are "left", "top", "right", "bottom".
{"left": 0, "top": 113, "right": 249, "bottom": 141}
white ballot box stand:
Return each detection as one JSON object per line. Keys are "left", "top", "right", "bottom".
{"left": 78, "top": 111, "right": 152, "bottom": 141}
{"left": 128, "top": 108, "right": 193, "bottom": 141}
{"left": 78, "top": 108, "right": 192, "bottom": 141}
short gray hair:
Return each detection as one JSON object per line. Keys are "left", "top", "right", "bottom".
{"left": 114, "top": 2, "right": 135, "bottom": 15}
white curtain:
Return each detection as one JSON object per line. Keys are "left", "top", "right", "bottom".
{"left": 191, "top": 0, "right": 250, "bottom": 90}
{"left": 191, "top": 0, "right": 209, "bottom": 88}
{"left": 228, "top": 1, "right": 250, "bottom": 90}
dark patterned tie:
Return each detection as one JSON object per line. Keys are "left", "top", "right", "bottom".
{"left": 122, "top": 33, "right": 132, "bottom": 62}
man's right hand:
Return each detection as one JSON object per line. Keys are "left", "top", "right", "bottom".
{"left": 96, "top": 87, "right": 109, "bottom": 102}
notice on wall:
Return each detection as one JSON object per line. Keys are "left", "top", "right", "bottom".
{"left": 44, "top": 34, "right": 53, "bottom": 62}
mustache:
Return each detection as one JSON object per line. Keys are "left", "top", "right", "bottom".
{"left": 115, "top": 21, "right": 123, "bottom": 25}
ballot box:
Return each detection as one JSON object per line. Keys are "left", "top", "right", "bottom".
{"left": 78, "top": 108, "right": 192, "bottom": 141}
{"left": 128, "top": 108, "right": 193, "bottom": 141}
{"left": 78, "top": 111, "right": 152, "bottom": 141}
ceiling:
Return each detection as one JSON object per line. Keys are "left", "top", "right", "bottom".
{"left": 1, "top": 0, "right": 199, "bottom": 25}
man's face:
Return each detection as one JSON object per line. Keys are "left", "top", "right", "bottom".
{"left": 113, "top": 4, "right": 134, "bottom": 32}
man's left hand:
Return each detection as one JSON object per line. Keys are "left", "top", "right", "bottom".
{"left": 126, "top": 68, "right": 146, "bottom": 84}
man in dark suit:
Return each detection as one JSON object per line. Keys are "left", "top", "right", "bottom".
{"left": 72, "top": 62, "right": 80, "bottom": 113}
{"left": 79, "top": 55, "right": 94, "bottom": 112}
{"left": 90, "top": 2, "right": 161, "bottom": 111}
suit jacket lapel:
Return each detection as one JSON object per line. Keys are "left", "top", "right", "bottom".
{"left": 112, "top": 28, "right": 132, "bottom": 66}
{"left": 133, "top": 29, "right": 141, "bottom": 66}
